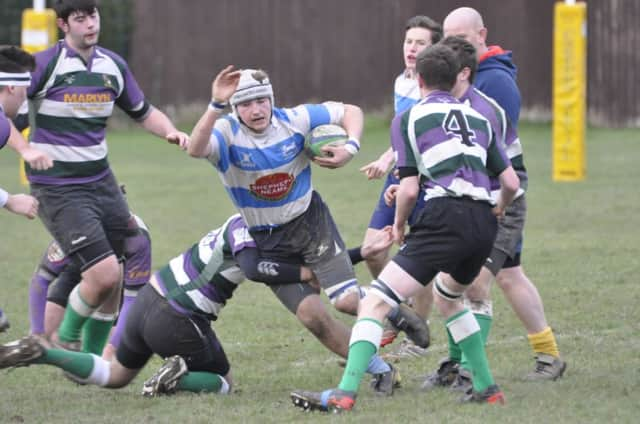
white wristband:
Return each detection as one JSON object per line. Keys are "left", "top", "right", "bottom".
{"left": 0, "top": 188, "right": 8, "bottom": 208}
{"left": 344, "top": 138, "right": 360, "bottom": 156}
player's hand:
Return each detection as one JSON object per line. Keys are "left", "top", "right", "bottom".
{"left": 166, "top": 131, "right": 190, "bottom": 150}
{"left": 313, "top": 145, "right": 353, "bottom": 168}
{"left": 492, "top": 205, "right": 505, "bottom": 220}
{"left": 384, "top": 184, "right": 399, "bottom": 207}
{"left": 361, "top": 226, "right": 393, "bottom": 259}
{"left": 5, "top": 193, "right": 38, "bottom": 219}
{"left": 359, "top": 148, "right": 394, "bottom": 179}
{"left": 359, "top": 159, "right": 387, "bottom": 179}
{"left": 212, "top": 65, "right": 243, "bottom": 103}
{"left": 308, "top": 275, "right": 321, "bottom": 290}
{"left": 21, "top": 147, "right": 53, "bottom": 170}
{"left": 359, "top": 157, "right": 394, "bottom": 180}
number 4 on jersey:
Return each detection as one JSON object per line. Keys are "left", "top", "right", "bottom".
{"left": 443, "top": 109, "right": 476, "bottom": 146}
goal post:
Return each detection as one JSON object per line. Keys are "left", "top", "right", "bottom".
{"left": 552, "top": 0, "right": 587, "bottom": 181}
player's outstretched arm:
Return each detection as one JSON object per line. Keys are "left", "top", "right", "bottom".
{"left": 188, "top": 66, "right": 242, "bottom": 158}
{"left": 139, "top": 108, "right": 189, "bottom": 149}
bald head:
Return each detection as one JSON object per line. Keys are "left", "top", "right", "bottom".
{"left": 443, "top": 7, "right": 488, "bottom": 57}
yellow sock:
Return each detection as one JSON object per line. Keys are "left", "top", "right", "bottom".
{"left": 527, "top": 326, "right": 560, "bottom": 358}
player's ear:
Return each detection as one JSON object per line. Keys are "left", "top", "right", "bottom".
{"left": 57, "top": 18, "right": 68, "bottom": 33}
{"left": 478, "top": 27, "right": 488, "bottom": 43}
{"left": 418, "top": 75, "right": 426, "bottom": 89}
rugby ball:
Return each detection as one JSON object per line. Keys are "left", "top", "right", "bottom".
{"left": 304, "top": 124, "right": 348, "bottom": 159}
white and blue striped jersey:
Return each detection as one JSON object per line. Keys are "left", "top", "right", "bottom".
{"left": 394, "top": 71, "right": 421, "bottom": 114}
{"left": 206, "top": 102, "right": 345, "bottom": 229}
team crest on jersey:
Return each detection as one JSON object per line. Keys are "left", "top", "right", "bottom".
{"left": 46, "top": 241, "right": 66, "bottom": 263}
{"left": 280, "top": 142, "right": 298, "bottom": 159}
{"left": 249, "top": 173, "right": 295, "bottom": 201}
{"left": 102, "top": 74, "right": 114, "bottom": 89}
{"left": 239, "top": 152, "right": 256, "bottom": 169}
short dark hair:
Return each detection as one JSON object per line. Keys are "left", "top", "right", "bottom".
{"left": 0, "top": 45, "right": 36, "bottom": 73}
{"left": 416, "top": 45, "right": 459, "bottom": 92}
{"left": 440, "top": 36, "right": 477, "bottom": 84}
{"left": 53, "top": 0, "right": 97, "bottom": 22}
{"left": 405, "top": 15, "right": 443, "bottom": 45}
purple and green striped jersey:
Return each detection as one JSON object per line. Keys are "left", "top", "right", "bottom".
{"left": 0, "top": 107, "right": 10, "bottom": 150}
{"left": 394, "top": 72, "right": 421, "bottom": 114}
{"left": 460, "top": 86, "right": 527, "bottom": 198}
{"left": 154, "top": 214, "right": 254, "bottom": 320}
{"left": 391, "top": 90, "right": 510, "bottom": 204}
{"left": 207, "top": 102, "right": 345, "bottom": 229}
{"left": 26, "top": 40, "right": 148, "bottom": 185}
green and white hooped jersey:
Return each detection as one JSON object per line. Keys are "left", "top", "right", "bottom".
{"left": 154, "top": 214, "right": 255, "bottom": 320}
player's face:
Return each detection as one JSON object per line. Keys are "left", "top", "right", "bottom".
{"left": 236, "top": 97, "right": 272, "bottom": 133}
{"left": 403, "top": 27, "right": 432, "bottom": 70}
{"left": 60, "top": 9, "right": 101, "bottom": 51}
{"left": 2, "top": 86, "right": 27, "bottom": 118}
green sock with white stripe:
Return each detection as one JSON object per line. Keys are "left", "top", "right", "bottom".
{"left": 81, "top": 316, "right": 115, "bottom": 354}
{"left": 446, "top": 309, "right": 495, "bottom": 392}
{"left": 34, "top": 348, "right": 111, "bottom": 386}
{"left": 460, "top": 313, "right": 492, "bottom": 372}
{"left": 338, "top": 318, "right": 383, "bottom": 393}
{"left": 58, "top": 286, "right": 98, "bottom": 343}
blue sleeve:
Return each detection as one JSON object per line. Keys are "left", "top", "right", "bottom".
{"left": 303, "top": 104, "right": 331, "bottom": 129}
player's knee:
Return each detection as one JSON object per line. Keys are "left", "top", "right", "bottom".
{"left": 332, "top": 293, "right": 359, "bottom": 315}
{"left": 83, "top": 257, "right": 121, "bottom": 293}
{"left": 432, "top": 275, "right": 465, "bottom": 303}
{"left": 495, "top": 267, "right": 522, "bottom": 290}
{"left": 325, "top": 280, "right": 361, "bottom": 314}
{"left": 296, "top": 294, "right": 329, "bottom": 325}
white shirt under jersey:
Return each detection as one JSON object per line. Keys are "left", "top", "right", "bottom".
{"left": 206, "top": 102, "right": 345, "bottom": 229}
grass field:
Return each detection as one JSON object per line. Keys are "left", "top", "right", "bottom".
{"left": 1, "top": 118, "right": 639, "bottom": 423}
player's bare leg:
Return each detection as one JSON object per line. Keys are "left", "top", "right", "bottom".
{"left": 496, "top": 266, "right": 565, "bottom": 380}
{"left": 44, "top": 301, "right": 65, "bottom": 340}
{"left": 296, "top": 294, "right": 349, "bottom": 357}
{"left": 56, "top": 256, "right": 121, "bottom": 347}
{"left": 362, "top": 228, "right": 392, "bottom": 278}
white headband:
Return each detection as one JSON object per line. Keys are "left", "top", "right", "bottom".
{"left": 0, "top": 71, "right": 31, "bottom": 87}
